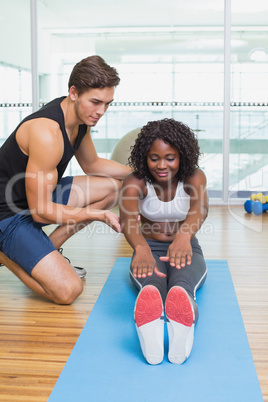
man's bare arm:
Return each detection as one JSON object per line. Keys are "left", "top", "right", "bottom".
{"left": 75, "top": 129, "right": 132, "bottom": 180}
{"left": 24, "top": 123, "right": 119, "bottom": 228}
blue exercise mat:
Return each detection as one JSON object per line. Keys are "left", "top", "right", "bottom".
{"left": 49, "top": 258, "right": 263, "bottom": 402}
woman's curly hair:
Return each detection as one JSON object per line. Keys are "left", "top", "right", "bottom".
{"left": 128, "top": 118, "right": 200, "bottom": 183}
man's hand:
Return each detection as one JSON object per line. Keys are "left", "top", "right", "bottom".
{"left": 102, "top": 210, "right": 121, "bottom": 233}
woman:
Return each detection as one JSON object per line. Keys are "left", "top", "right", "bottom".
{"left": 120, "top": 118, "right": 208, "bottom": 365}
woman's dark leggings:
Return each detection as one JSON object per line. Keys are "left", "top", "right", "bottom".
{"left": 130, "top": 237, "right": 207, "bottom": 303}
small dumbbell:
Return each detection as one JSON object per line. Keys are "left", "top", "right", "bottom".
{"left": 244, "top": 199, "right": 268, "bottom": 215}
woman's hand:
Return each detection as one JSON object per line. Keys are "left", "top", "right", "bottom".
{"left": 159, "top": 232, "right": 192, "bottom": 269}
{"left": 132, "top": 248, "right": 166, "bottom": 278}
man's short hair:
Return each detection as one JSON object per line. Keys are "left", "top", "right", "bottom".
{"left": 68, "top": 55, "right": 120, "bottom": 95}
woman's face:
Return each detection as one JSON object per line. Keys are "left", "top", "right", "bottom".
{"left": 147, "top": 139, "right": 180, "bottom": 183}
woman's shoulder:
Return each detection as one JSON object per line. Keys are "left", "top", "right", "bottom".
{"left": 122, "top": 172, "right": 147, "bottom": 197}
{"left": 183, "top": 169, "right": 207, "bottom": 193}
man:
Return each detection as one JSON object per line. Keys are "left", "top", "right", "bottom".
{"left": 0, "top": 55, "right": 131, "bottom": 304}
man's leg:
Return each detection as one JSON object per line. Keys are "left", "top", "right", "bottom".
{"left": 0, "top": 175, "right": 121, "bottom": 303}
{"left": 0, "top": 250, "right": 82, "bottom": 304}
{"left": 0, "top": 210, "right": 84, "bottom": 304}
{"left": 48, "top": 175, "right": 122, "bottom": 249}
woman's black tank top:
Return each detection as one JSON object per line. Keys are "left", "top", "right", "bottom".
{"left": 0, "top": 97, "right": 87, "bottom": 220}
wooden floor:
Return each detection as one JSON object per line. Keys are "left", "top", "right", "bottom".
{"left": 0, "top": 206, "right": 267, "bottom": 401}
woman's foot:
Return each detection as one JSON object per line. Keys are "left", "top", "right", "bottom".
{"left": 165, "top": 286, "right": 198, "bottom": 364}
{"left": 134, "top": 285, "right": 164, "bottom": 365}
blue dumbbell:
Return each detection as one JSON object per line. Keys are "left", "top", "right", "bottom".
{"left": 244, "top": 199, "right": 254, "bottom": 213}
{"left": 252, "top": 201, "right": 268, "bottom": 215}
{"left": 244, "top": 199, "right": 268, "bottom": 215}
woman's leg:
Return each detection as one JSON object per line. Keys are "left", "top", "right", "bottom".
{"left": 129, "top": 240, "right": 170, "bottom": 365}
{"left": 129, "top": 239, "right": 170, "bottom": 302}
{"left": 165, "top": 237, "right": 207, "bottom": 365}
{"left": 167, "top": 237, "right": 207, "bottom": 299}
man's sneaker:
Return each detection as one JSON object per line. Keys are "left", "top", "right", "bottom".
{"left": 58, "top": 248, "right": 87, "bottom": 279}
{"left": 134, "top": 285, "right": 164, "bottom": 365}
{"left": 165, "top": 286, "right": 198, "bottom": 365}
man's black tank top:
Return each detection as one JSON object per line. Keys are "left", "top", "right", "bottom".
{"left": 0, "top": 96, "right": 87, "bottom": 221}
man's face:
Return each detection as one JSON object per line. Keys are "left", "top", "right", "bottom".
{"left": 73, "top": 87, "right": 115, "bottom": 126}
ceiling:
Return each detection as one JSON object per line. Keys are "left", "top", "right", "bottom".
{"left": 0, "top": 0, "right": 267, "bottom": 72}
{"left": 38, "top": 0, "right": 268, "bottom": 28}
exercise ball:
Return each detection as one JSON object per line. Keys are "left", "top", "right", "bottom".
{"left": 110, "top": 128, "right": 141, "bottom": 165}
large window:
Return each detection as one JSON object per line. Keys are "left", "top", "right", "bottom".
{"left": 0, "top": 1, "right": 31, "bottom": 147}
{"left": 38, "top": 24, "right": 226, "bottom": 197}
{"left": 230, "top": 25, "right": 268, "bottom": 197}
{"left": 0, "top": 0, "right": 267, "bottom": 201}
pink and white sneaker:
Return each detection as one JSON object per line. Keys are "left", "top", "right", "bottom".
{"left": 134, "top": 285, "right": 164, "bottom": 365}
{"left": 165, "top": 286, "right": 198, "bottom": 365}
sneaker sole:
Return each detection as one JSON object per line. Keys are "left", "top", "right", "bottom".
{"left": 73, "top": 266, "right": 86, "bottom": 279}
{"left": 166, "top": 286, "right": 195, "bottom": 365}
{"left": 134, "top": 285, "right": 164, "bottom": 365}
